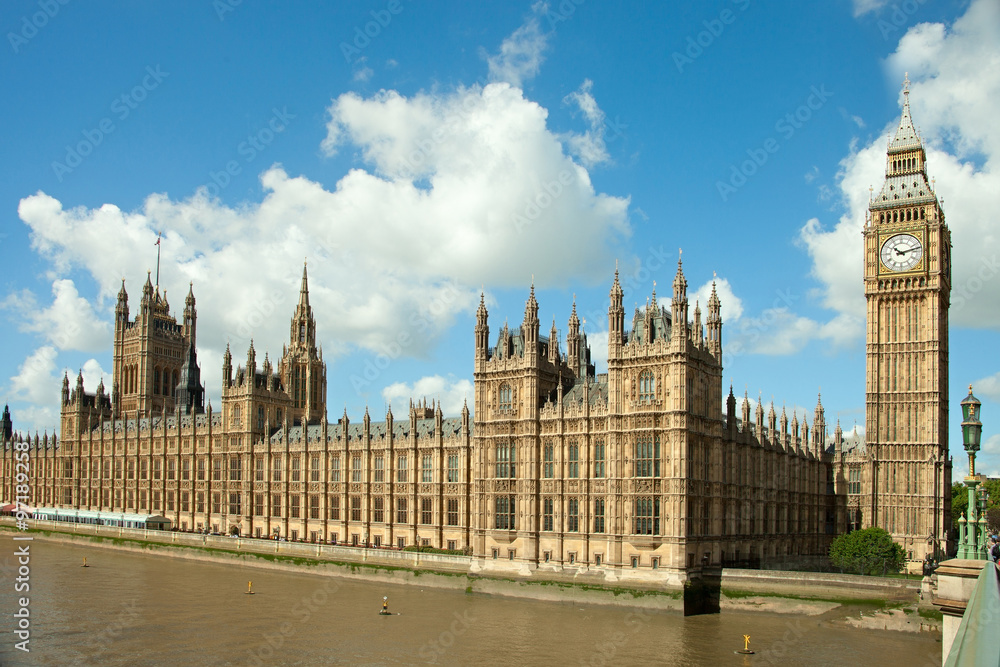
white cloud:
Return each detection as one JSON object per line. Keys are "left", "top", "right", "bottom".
{"left": 562, "top": 79, "right": 610, "bottom": 167}
{"left": 691, "top": 277, "right": 743, "bottom": 323}
{"left": 973, "top": 370, "right": 1000, "bottom": 404}
{"left": 354, "top": 66, "right": 374, "bottom": 82}
{"left": 9, "top": 346, "right": 58, "bottom": 406}
{"left": 17, "top": 79, "right": 630, "bottom": 425}
{"left": 851, "top": 0, "right": 891, "bottom": 18}
{"left": 798, "top": 0, "right": 1000, "bottom": 349}
{"left": 486, "top": 3, "right": 549, "bottom": 88}
{"left": 381, "top": 375, "right": 473, "bottom": 416}
{"left": 2, "top": 279, "right": 109, "bottom": 352}
{"left": 585, "top": 329, "right": 608, "bottom": 375}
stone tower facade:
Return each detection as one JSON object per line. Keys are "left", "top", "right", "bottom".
{"left": 111, "top": 273, "right": 203, "bottom": 416}
{"left": 861, "top": 75, "right": 952, "bottom": 560}
{"left": 471, "top": 261, "right": 830, "bottom": 583}
{"left": 279, "top": 264, "right": 327, "bottom": 426}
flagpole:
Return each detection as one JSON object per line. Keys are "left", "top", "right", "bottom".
{"left": 155, "top": 232, "right": 162, "bottom": 288}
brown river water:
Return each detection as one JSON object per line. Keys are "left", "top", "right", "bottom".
{"left": 0, "top": 539, "right": 940, "bottom": 666}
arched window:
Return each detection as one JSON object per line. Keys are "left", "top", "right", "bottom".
{"left": 498, "top": 383, "right": 512, "bottom": 411}
{"left": 153, "top": 368, "right": 161, "bottom": 395}
{"left": 638, "top": 371, "right": 655, "bottom": 403}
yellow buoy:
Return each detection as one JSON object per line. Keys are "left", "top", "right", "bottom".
{"left": 81, "top": 557, "right": 89, "bottom": 568}
{"left": 245, "top": 581, "right": 255, "bottom": 595}
{"left": 735, "top": 633, "right": 754, "bottom": 655}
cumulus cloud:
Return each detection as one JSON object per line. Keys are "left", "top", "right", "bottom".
{"left": 972, "top": 370, "right": 1000, "bottom": 404}
{"left": 12, "top": 25, "right": 630, "bottom": 431}
{"left": 2, "top": 279, "right": 109, "bottom": 352}
{"left": 486, "top": 3, "right": 549, "bottom": 88}
{"left": 691, "top": 277, "right": 743, "bottom": 323}
{"left": 9, "top": 346, "right": 58, "bottom": 407}
{"left": 381, "top": 375, "right": 473, "bottom": 416}
{"left": 798, "top": 0, "right": 1000, "bottom": 353}
{"left": 562, "top": 79, "right": 610, "bottom": 167}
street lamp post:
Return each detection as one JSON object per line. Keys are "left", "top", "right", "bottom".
{"left": 958, "top": 385, "right": 986, "bottom": 560}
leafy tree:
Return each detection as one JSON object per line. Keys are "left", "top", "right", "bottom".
{"left": 829, "top": 527, "right": 906, "bottom": 576}
{"left": 987, "top": 507, "right": 1000, "bottom": 535}
{"left": 952, "top": 482, "right": 969, "bottom": 522}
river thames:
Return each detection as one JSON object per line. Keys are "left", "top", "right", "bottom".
{"left": 0, "top": 540, "right": 940, "bottom": 666}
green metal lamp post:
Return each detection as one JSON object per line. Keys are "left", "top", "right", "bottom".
{"left": 958, "top": 385, "right": 986, "bottom": 560}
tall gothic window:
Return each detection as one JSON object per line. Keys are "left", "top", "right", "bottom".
{"left": 593, "top": 441, "right": 606, "bottom": 478}
{"left": 567, "top": 498, "right": 579, "bottom": 532}
{"left": 494, "top": 495, "right": 515, "bottom": 530}
{"left": 567, "top": 443, "right": 579, "bottom": 478}
{"left": 593, "top": 498, "right": 605, "bottom": 533}
{"left": 638, "top": 370, "right": 655, "bottom": 403}
{"left": 543, "top": 443, "right": 554, "bottom": 478}
{"left": 498, "top": 383, "right": 513, "bottom": 411}
{"left": 634, "top": 497, "right": 659, "bottom": 535}
{"left": 447, "top": 454, "right": 459, "bottom": 483}
{"left": 542, "top": 498, "right": 553, "bottom": 531}
{"left": 634, "top": 436, "right": 660, "bottom": 477}
{"left": 495, "top": 443, "right": 516, "bottom": 478}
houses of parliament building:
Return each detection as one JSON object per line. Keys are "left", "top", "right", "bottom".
{"left": 1, "top": 81, "right": 952, "bottom": 579}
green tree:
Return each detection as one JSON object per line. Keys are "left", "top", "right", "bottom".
{"left": 829, "top": 527, "right": 906, "bottom": 576}
{"left": 952, "top": 482, "right": 969, "bottom": 522}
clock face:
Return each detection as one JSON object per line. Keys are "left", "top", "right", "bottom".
{"left": 880, "top": 233, "right": 923, "bottom": 272}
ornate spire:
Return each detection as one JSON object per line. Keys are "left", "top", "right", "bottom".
{"left": 298, "top": 261, "right": 310, "bottom": 309}
{"left": 888, "top": 72, "right": 921, "bottom": 153}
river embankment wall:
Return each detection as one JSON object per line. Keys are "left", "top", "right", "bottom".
{"left": 1, "top": 519, "right": 922, "bottom": 614}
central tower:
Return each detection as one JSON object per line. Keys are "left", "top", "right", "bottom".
{"left": 864, "top": 76, "right": 952, "bottom": 559}
{"left": 280, "top": 263, "right": 327, "bottom": 425}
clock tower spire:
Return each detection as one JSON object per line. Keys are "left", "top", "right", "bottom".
{"left": 862, "top": 74, "right": 952, "bottom": 560}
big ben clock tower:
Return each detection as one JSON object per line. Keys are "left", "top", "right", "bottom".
{"left": 864, "top": 75, "right": 952, "bottom": 560}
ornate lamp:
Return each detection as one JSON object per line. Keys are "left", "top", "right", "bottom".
{"left": 961, "top": 385, "right": 982, "bottom": 475}
{"left": 959, "top": 385, "right": 985, "bottom": 559}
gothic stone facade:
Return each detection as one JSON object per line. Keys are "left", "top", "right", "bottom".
{"left": 0, "top": 84, "right": 951, "bottom": 577}
{"left": 471, "top": 264, "right": 833, "bottom": 583}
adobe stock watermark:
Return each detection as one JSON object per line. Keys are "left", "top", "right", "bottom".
{"left": 51, "top": 65, "right": 170, "bottom": 182}
{"left": 67, "top": 600, "right": 140, "bottom": 665}
{"left": 7, "top": 0, "right": 71, "bottom": 54}
{"left": 512, "top": 170, "right": 574, "bottom": 234}
{"left": 716, "top": 84, "right": 832, "bottom": 202}
{"left": 350, "top": 281, "right": 463, "bottom": 395}
{"left": 876, "top": 0, "right": 931, "bottom": 41}
{"left": 722, "top": 287, "right": 799, "bottom": 368}
{"left": 246, "top": 578, "right": 341, "bottom": 665}
{"left": 952, "top": 254, "right": 999, "bottom": 314}
{"left": 417, "top": 609, "right": 477, "bottom": 663}
{"left": 199, "top": 106, "right": 295, "bottom": 199}
{"left": 213, "top": 0, "right": 242, "bottom": 21}
{"left": 227, "top": 265, "right": 301, "bottom": 342}
{"left": 544, "top": 0, "right": 588, "bottom": 30}
{"left": 340, "top": 0, "right": 409, "bottom": 65}
{"left": 672, "top": 0, "right": 752, "bottom": 73}
{"left": 578, "top": 608, "right": 653, "bottom": 666}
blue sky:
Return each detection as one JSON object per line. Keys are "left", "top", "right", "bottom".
{"left": 2, "top": 0, "right": 998, "bottom": 474}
